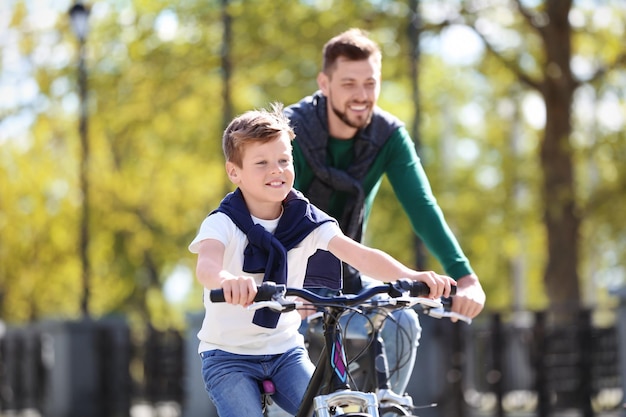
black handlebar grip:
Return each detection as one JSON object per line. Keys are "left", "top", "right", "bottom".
{"left": 407, "top": 282, "right": 457, "bottom": 297}
{"left": 209, "top": 289, "right": 225, "bottom": 302}
{"left": 208, "top": 282, "right": 286, "bottom": 303}
{"left": 408, "top": 282, "right": 430, "bottom": 297}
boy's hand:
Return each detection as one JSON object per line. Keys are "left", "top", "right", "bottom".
{"left": 407, "top": 271, "right": 456, "bottom": 299}
{"left": 221, "top": 276, "right": 257, "bottom": 307}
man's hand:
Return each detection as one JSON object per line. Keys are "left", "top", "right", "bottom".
{"left": 450, "top": 274, "right": 485, "bottom": 322}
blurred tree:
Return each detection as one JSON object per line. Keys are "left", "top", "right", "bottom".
{"left": 448, "top": 0, "right": 626, "bottom": 312}
{"left": 0, "top": 0, "right": 624, "bottom": 328}
{"left": 366, "top": 0, "right": 625, "bottom": 311}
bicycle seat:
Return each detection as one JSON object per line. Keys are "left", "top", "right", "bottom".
{"left": 261, "top": 379, "right": 276, "bottom": 395}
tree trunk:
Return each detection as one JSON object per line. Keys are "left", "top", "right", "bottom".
{"left": 221, "top": 0, "right": 233, "bottom": 196}
{"left": 538, "top": 0, "right": 581, "bottom": 311}
{"left": 408, "top": 0, "right": 429, "bottom": 271}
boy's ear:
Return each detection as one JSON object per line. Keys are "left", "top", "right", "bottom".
{"left": 225, "top": 161, "right": 240, "bottom": 183}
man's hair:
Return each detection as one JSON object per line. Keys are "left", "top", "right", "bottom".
{"left": 222, "top": 102, "right": 295, "bottom": 167}
{"left": 322, "top": 28, "right": 382, "bottom": 74}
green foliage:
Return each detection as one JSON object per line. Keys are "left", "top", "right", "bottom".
{"left": 0, "top": 0, "right": 624, "bottom": 328}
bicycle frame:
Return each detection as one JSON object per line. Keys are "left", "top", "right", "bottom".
{"left": 209, "top": 280, "right": 465, "bottom": 417}
{"left": 287, "top": 282, "right": 432, "bottom": 417}
{"left": 298, "top": 293, "right": 418, "bottom": 417}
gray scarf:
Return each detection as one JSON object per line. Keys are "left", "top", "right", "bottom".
{"left": 285, "top": 91, "right": 403, "bottom": 241}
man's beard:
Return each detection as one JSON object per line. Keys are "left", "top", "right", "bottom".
{"left": 330, "top": 101, "right": 373, "bottom": 130}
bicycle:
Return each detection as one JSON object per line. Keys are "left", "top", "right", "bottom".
{"left": 210, "top": 279, "right": 470, "bottom": 417}
{"left": 304, "top": 286, "right": 471, "bottom": 416}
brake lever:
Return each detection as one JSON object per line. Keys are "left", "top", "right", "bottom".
{"left": 421, "top": 307, "right": 472, "bottom": 324}
{"left": 409, "top": 297, "right": 444, "bottom": 309}
{"left": 247, "top": 301, "right": 282, "bottom": 312}
{"left": 246, "top": 299, "right": 300, "bottom": 312}
{"left": 368, "top": 295, "right": 443, "bottom": 310}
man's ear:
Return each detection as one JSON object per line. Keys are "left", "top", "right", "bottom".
{"left": 225, "top": 161, "right": 240, "bottom": 184}
{"left": 317, "top": 72, "right": 329, "bottom": 95}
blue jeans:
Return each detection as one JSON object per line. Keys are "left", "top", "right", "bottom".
{"left": 200, "top": 346, "right": 315, "bottom": 417}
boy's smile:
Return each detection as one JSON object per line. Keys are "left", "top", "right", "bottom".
{"left": 226, "top": 132, "right": 294, "bottom": 220}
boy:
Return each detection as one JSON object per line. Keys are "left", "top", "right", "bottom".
{"left": 189, "top": 103, "right": 455, "bottom": 417}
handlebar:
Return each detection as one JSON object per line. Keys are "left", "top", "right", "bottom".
{"left": 210, "top": 279, "right": 471, "bottom": 323}
{"left": 209, "top": 279, "right": 472, "bottom": 323}
{"left": 209, "top": 279, "right": 448, "bottom": 303}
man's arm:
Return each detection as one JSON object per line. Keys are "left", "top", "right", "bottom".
{"left": 383, "top": 128, "right": 474, "bottom": 279}
{"left": 382, "top": 128, "right": 485, "bottom": 318}
{"left": 327, "top": 233, "right": 455, "bottom": 299}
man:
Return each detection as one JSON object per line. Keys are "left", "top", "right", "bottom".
{"left": 285, "top": 28, "right": 486, "bottom": 395}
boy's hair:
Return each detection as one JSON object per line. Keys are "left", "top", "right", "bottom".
{"left": 222, "top": 102, "right": 295, "bottom": 167}
{"left": 321, "top": 28, "right": 382, "bottom": 75}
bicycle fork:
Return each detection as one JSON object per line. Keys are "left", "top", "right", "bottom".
{"left": 302, "top": 309, "right": 380, "bottom": 417}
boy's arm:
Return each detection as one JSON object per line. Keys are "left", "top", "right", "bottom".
{"left": 195, "top": 239, "right": 257, "bottom": 306}
{"left": 326, "top": 234, "right": 455, "bottom": 299}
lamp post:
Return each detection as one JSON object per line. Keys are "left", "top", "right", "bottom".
{"left": 69, "top": 1, "right": 91, "bottom": 318}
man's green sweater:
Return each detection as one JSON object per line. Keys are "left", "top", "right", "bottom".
{"left": 293, "top": 125, "right": 473, "bottom": 280}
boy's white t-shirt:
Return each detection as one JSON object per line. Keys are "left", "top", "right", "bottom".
{"left": 189, "top": 211, "right": 342, "bottom": 355}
